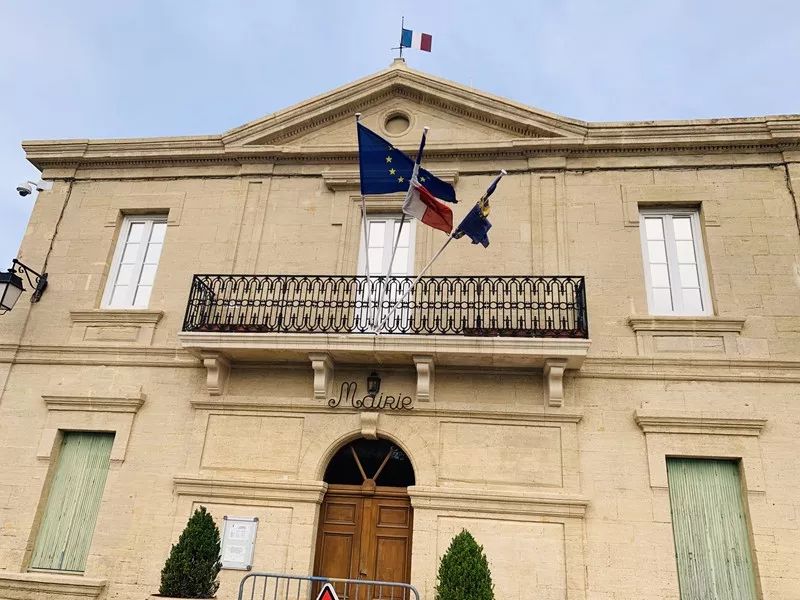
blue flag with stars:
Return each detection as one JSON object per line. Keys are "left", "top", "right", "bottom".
{"left": 357, "top": 122, "right": 457, "bottom": 202}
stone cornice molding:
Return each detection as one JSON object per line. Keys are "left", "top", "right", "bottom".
{"left": 634, "top": 410, "right": 766, "bottom": 436}
{"left": 188, "top": 400, "right": 584, "bottom": 424}
{"left": 0, "top": 572, "right": 106, "bottom": 599}
{"left": 581, "top": 357, "right": 800, "bottom": 383}
{"left": 43, "top": 394, "right": 145, "bottom": 414}
{"left": 628, "top": 316, "right": 746, "bottom": 333}
{"left": 39, "top": 387, "right": 145, "bottom": 462}
{"left": 22, "top": 62, "right": 800, "bottom": 171}
{"left": 408, "top": 485, "right": 588, "bottom": 518}
{"left": 69, "top": 309, "right": 164, "bottom": 324}
{"left": 636, "top": 410, "right": 768, "bottom": 493}
{"left": 2, "top": 342, "right": 798, "bottom": 383}
{"left": 173, "top": 475, "right": 327, "bottom": 504}
{"left": 0, "top": 342, "right": 199, "bottom": 368}
{"left": 323, "top": 168, "right": 458, "bottom": 191}
{"left": 25, "top": 136, "right": 800, "bottom": 172}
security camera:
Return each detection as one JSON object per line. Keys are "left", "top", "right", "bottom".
{"left": 16, "top": 182, "right": 33, "bottom": 196}
{"left": 16, "top": 180, "right": 52, "bottom": 197}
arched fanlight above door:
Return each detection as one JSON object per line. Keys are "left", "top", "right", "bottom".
{"left": 324, "top": 438, "right": 415, "bottom": 487}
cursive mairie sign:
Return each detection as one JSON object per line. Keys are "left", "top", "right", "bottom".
{"left": 328, "top": 381, "right": 413, "bottom": 411}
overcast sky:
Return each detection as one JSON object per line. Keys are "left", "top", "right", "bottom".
{"left": 2, "top": 0, "right": 799, "bottom": 262}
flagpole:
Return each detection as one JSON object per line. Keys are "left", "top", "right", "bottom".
{"left": 378, "top": 169, "right": 507, "bottom": 331}
{"left": 373, "top": 213, "right": 405, "bottom": 333}
{"left": 354, "top": 112, "right": 375, "bottom": 332}
{"left": 398, "top": 16, "right": 404, "bottom": 59}
{"left": 374, "top": 126, "right": 428, "bottom": 333}
{"left": 377, "top": 233, "right": 455, "bottom": 331}
{"left": 361, "top": 194, "right": 375, "bottom": 330}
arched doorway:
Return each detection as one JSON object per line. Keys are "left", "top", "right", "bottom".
{"left": 314, "top": 438, "right": 415, "bottom": 588}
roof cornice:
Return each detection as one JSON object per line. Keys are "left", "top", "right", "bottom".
{"left": 21, "top": 61, "right": 800, "bottom": 171}
{"left": 23, "top": 131, "right": 800, "bottom": 172}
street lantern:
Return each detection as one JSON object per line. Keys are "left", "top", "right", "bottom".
{"left": 367, "top": 371, "right": 382, "bottom": 397}
{"left": 0, "top": 270, "right": 24, "bottom": 313}
{"left": 0, "top": 259, "right": 47, "bottom": 314}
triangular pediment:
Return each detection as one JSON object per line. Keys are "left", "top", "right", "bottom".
{"left": 223, "top": 61, "right": 587, "bottom": 148}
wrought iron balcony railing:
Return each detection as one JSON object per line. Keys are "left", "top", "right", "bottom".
{"left": 182, "top": 274, "right": 588, "bottom": 338}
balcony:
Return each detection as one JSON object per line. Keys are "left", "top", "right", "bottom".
{"left": 178, "top": 274, "right": 591, "bottom": 405}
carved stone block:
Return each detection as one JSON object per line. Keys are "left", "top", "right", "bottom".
{"left": 309, "top": 353, "right": 334, "bottom": 401}
{"left": 544, "top": 358, "right": 568, "bottom": 407}
{"left": 413, "top": 355, "right": 435, "bottom": 403}
{"left": 202, "top": 353, "right": 230, "bottom": 396}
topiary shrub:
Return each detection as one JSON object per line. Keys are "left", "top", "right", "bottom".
{"left": 435, "top": 529, "right": 494, "bottom": 600}
{"left": 159, "top": 506, "right": 222, "bottom": 598}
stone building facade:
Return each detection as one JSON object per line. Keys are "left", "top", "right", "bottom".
{"left": 0, "top": 59, "right": 798, "bottom": 600}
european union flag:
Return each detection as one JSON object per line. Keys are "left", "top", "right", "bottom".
{"left": 357, "top": 123, "right": 457, "bottom": 202}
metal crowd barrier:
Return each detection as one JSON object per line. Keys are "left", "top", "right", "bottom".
{"left": 238, "top": 572, "right": 420, "bottom": 600}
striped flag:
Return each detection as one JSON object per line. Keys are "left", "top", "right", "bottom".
{"left": 400, "top": 28, "right": 432, "bottom": 52}
{"left": 403, "top": 178, "right": 453, "bottom": 234}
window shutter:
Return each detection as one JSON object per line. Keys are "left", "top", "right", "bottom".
{"left": 30, "top": 432, "right": 114, "bottom": 572}
{"left": 667, "top": 458, "right": 757, "bottom": 600}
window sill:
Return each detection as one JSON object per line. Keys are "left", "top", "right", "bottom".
{"left": 69, "top": 309, "right": 163, "bottom": 345}
{"left": 0, "top": 571, "right": 106, "bottom": 599}
{"left": 628, "top": 316, "right": 746, "bottom": 356}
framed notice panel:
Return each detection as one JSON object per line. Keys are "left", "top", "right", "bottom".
{"left": 221, "top": 516, "right": 259, "bottom": 570}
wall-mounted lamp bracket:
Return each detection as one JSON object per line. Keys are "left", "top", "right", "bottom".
{"left": 12, "top": 259, "right": 48, "bottom": 303}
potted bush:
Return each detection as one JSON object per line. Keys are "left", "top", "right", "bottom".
{"left": 435, "top": 529, "right": 494, "bottom": 600}
{"left": 154, "top": 506, "right": 222, "bottom": 599}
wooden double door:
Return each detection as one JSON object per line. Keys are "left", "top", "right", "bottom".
{"left": 314, "top": 483, "right": 413, "bottom": 593}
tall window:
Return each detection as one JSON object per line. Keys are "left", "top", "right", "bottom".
{"left": 640, "top": 209, "right": 711, "bottom": 315}
{"left": 358, "top": 215, "right": 415, "bottom": 277}
{"left": 667, "top": 458, "right": 757, "bottom": 600}
{"left": 30, "top": 432, "right": 115, "bottom": 572}
{"left": 103, "top": 215, "right": 167, "bottom": 309}
{"left": 356, "top": 215, "right": 415, "bottom": 330}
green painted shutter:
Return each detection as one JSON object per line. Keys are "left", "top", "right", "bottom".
{"left": 30, "top": 432, "right": 114, "bottom": 572}
{"left": 667, "top": 458, "right": 757, "bottom": 600}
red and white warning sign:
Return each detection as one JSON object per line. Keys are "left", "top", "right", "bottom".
{"left": 315, "top": 583, "right": 339, "bottom": 600}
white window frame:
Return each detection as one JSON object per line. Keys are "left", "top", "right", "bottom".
{"left": 102, "top": 214, "right": 167, "bottom": 309}
{"left": 357, "top": 214, "right": 416, "bottom": 277}
{"left": 355, "top": 214, "right": 416, "bottom": 331}
{"left": 639, "top": 208, "right": 712, "bottom": 316}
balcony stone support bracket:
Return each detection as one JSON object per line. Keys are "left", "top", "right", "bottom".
{"left": 202, "top": 352, "right": 230, "bottom": 396}
{"left": 413, "top": 355, "right": 435, "bottom": 403}
{"left": 309, "top": 353, "right": 334, "bottom": 401}
{"left": 180, "top": 334, "right": 591, "bottom": 405}
{"left": 544, "top": 358, "right": 569, "bottom": 407}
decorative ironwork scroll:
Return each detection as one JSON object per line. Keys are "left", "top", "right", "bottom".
{"left": 182, "top": 274, "right": 588, "bottom": 338}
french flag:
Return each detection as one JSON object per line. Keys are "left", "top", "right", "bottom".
{"left": 401, "top": 28, "right": 432, "bottom": 52}
{"left": 403, "top": 178, "right": 453, "bottom": 234}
